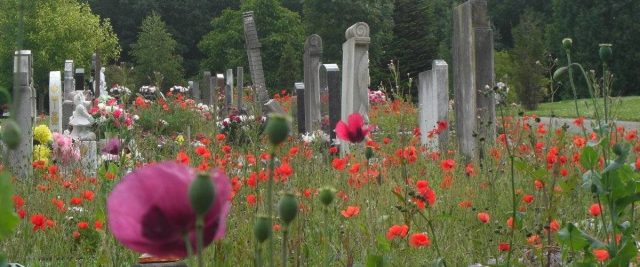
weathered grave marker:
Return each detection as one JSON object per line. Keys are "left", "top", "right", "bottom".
{"left": 10, "top": 50, "right": 34, "bottom": 178}
{"left": 341, "top": 22, "right": 370, "bottom": 124}
{"left": 49, "top": 71, "right": 63, "bottom": 133}
{"left": 202, "top": 71, "right": 212, "bottom": 106}
{"left": 242, "top": 11, "right": 268, "bottom": 108}
{"left": 294, "top": 82, "right": 305, "bottom": 134}
{"left": 304, "top": 34, "right": 323, "bottom": 132}
{"left": 418, "top": 60, "right": 449, "bottom": 150}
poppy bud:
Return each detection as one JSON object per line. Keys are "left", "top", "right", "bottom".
{"left": 253, "top": 215, "right": 271, "bottom": 243}
{"left": 599, "top": 44, "right": 612, "bottom": 62}
{"left": 265, "top": 114, "right": 290, "bottom": 146}
{"left": 318, "top": 187, "right": 336, "bottom": 206}
{"left": 189, "top": 172, "right": 216, "bottom": 216}
{"left": 365, "top": 146, "right": 374, "bottom": 160}
{"left": 2, "top": 119, "right": 21, "bottom": 149}
{"left": 562, "top": 38, "right": 573, "bottom": 50}
{"left": 278, "top": 193, "right": 298, "bottom": 225}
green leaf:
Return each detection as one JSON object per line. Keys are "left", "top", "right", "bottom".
{"left": 366, "top": 254, "right": 384, "bottom": 267}
{"left": 606, "top": 240, "right": 636, "bottom": 267}
{"left": 614, "top": 193, "right": 640, "bottom": 211}
{"left": 431, "top": 258, "right": 445, "bottom": 267}
{"left": 0, "top": 170, "right": 18, "bottom": 240}
{"left": 556, "top": 223, "right": 590, "bottom": 250}
{"left": 376, "top": 235, "right": 391, "bottom": 252}
{"left": 582, "top": 171, "right": 604, "bottom": 193}
{"left": 580, "top": 146, "right": 598, "bottom": 170}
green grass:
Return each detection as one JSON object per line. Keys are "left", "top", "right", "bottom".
{"left": 526, "top": 96, "right": 640, "bottom": 121}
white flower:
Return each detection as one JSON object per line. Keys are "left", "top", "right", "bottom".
{"left": 133, "top": 115, "right": 140, "bottom": 121}
{"left": 159, "top": 119, "right": 168, "bottom": 125}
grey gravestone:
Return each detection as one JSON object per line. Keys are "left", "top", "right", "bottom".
{"left": 93, "top": 53, "right": 102, "bottom": 98}
{"left": 242, "top": 11, "right": 269, "bottom": 108}
{"left": 453, "top": 0, "right": 496, "bottom": 159}
{"left": 49, "top": 71, "right": 63, "bottom": 133}
{"left": 202, "top": 71, "right": 212, "bottom": 106}
{"left": 237, "top": 67, "right": 244, "bottom": 111}
{"left": 264, "top": 99, "right": 285, "bottom": 114}
{"left": 321, "top": 64, "right": 341, "bottom": 141}
{"left": 191, "top": 81, "right": 201, "bottom": 103}
{"left": 304, "top": 34, "right": 323, "bottom": 132}
{"left": 62, "top": 60, "right": 75, "bottom": 131}
{"left": 10, "top": 50, "right": 34, "bottom": 178}
{"left": 418, "top": 60, "right": 449, "bottom": 150}
{"left": 341, "top": 22, "right": 370, "bottom": 124}
{"left": 294, "top": 82, "right": 305, "bottom": 134}
{"left": 215, "top": 73, "right": 225, "bottom": 117}
{"left": 225, "top": 69, "right": 234, "bottom": 112}
{"left": 74, "top": 68, "right": 85, "bottom": 91}
{"left": 79, "top": 141, "right": 97, "bottom": 176}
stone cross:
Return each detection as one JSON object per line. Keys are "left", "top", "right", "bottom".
{"left": 237, "top": 67, "right": 244, "bottom": 111}
{"left": 304, "top": 34, "right": 323, "bottom": 132}
{"left": 242, "top": 11, "right": 269, "bottom": 108}
{"left": 320, "top": 64, "right": 341, "bottom": 141}
{"left": 225, "top": 69, "right": 234, "bottom": 112}
{"left": 10, "top": 50, "right": 34, "bottom": 178}
{"left": 341, "top": 23, "right": 370, "bottom": 126}
{"left": 418, "top": 60, "right": 449, "bottom": 150}
{"left": 62, "top": 60, "right": 75, "bottom": 131}
{"left": 202, "top": 71, "right": 212, "bottom": 106}
{"left": 453, "top": 0, "right": 496, "bottom": 160}
{"left": 49, "top": 71, "right": 63, "bottom": 133}
{"left": 294, "top": 82, "right": 305, "bottom": 134}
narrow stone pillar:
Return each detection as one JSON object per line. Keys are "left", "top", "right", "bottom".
{"left": 242, "top": 11, "right": 268, "bottom": 108}
{"left": 237, "top": 67, "right": 244, "bottom": 111}
{"left": 304, "top": 34, "right": 323, "bottom": 132}
{"left": 225, "top": 69, "right": 234, "bottom": 113}
{"left": 418, "top": 60, "right": 449, "bottom": 150}
{"left": 294, "top": 82, "right": 305, "bottom": 134}
{"left": 10, "top": 50, "right": 34, "bottom": 178}
{"left": 341, "top": 22, "right": 370, "bottom": 124}
{"left": 49, "top": 71, "right": 63, "bottom": 133}
{"left": 202, "top": 71, "right": 212, "bottom": 106}
{"left": 62, "top": 60, "right": 75, "bottom": 131}
{"left": 321, "top": 64, "right": 341, "bottom": 141}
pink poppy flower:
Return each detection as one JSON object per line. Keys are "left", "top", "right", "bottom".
{"left": 107, "top": 161, "right": 231, "bottom": 257}
{"left": 335, "top": 113, "right": 371, "bottom": 143}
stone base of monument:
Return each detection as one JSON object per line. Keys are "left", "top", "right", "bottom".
{"left": 134, "top": 254, "right": 187, "bottom": 267}
{"left": 62, "top": 101, "right": 74, "bottom": 130}
{"left": 78, "top": 141, "right": 97, "bottom": 176}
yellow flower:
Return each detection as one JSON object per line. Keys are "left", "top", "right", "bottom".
{"left": 33, "top": 124, "right": 52, "bottom": 144}
{"left": 175, "top": 134, "right": 184, "bottom": 145}
{"left": 33, "top": 144, "right": 51, "bottom": 164}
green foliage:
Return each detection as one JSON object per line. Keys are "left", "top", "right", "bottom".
{"left": 131, "top": 12, "right": 183, "bottom": 89}
{"left": 389, "top": 0, "right": 439, "bottom": 98}
{"left": 0, "top": 171, "right": 18, "bottom": 240}
{"left": 510, "top": 10, "right": 546, "bottom": 110}
{"left": 547, "top": 0, "right": 640, "bottom": 96}
{"left": 0, "top": 0, "right": 120, "bottom": 93}
{"left": 302, "top": 0, "right": 394, "bottom": 86}
{"left": 199, "top": 0, "right": 304, "bottom": 94}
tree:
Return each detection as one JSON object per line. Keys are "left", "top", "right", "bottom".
{"left": 199, "top": 0, "right": 304, "bottom": 95}
{"left": 131, "top": 12, "right": 184, "bottom": 88}
{"left": 0, "top": 0, "right": 120, "bottom": 104}
{"left": 547, "top": 0, "right": 640, "bottom": 96}
{"left": 302, "top": 0, "right": 394, "bottom": 86}
{"left": 389, "top": 0, "right": 439, "bottom": 98}
{"left": 510, "top": 10, "right": 546, "bottom": 110}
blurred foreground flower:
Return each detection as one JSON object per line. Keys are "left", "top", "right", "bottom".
{"left": 107, "top": 161, "right": 231, "bottom": 257}
{"left": 335, "top": 113, "right": 371, "bottom": 143}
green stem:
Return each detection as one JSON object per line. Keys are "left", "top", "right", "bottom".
{"left": 498, "top": 101, "right": 516, "bottom": 266}
{"left": 267, "top": 149, "right": 276, "bottom": 267}
{"left": 282, "top": 227, "right": 288, "bottom": 267}
{"left": 324, "top": 206, "right": 330, "bottom": 267}
{"left": 417, "top": 211, "right": 446, "bottom": 267}
{"left": 565, "top": 51, "right": 582, "bottom": 120}
{"left": 196, "top": 216, "right": 204, "bottom": 267}
{"left": 184, "top": 233, "right": 194, "bottom": 267}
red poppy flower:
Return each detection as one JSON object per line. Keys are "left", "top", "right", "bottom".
{"left": 409, "top": 233, "right": 430, "bottom": 247}
{"left": 522, "top": 194, "right": 534, "bottom": 204}
{"left": 589, "top": 203, "right": 601, "bottom": 217}
{"left": 70, "top": 197, "right": 82, "bottom": 206}
{"left": 31, "top": 214, "right": 46, "bottom": 231}
{"left": 95, "top": 220, "right": 104, "bottom": 230}
{"left": 332, "top": 157, "right": 347, "bottom": 171}
{"left": 82, "top": 190, "right": 95, "bottom": 201}
{"left": 498, "top": 242, "right": 510, "bottom": 251}
{"left": 592, "top": 249, "right": 609, "bottom": 262}
{"left": 440, "top": 159, "right": 455, "bottom": 171}
{"left": 386, "top": 224, "right": 409, "bottom": 240}
{"left": 246, "top": 194, "right": 257, "bottom": 206}
{"left": 340, "top": 206, "right": 360, "bottom": 218}
{"left": 477, "top": 212, "right": 490, "bottom": 223}
{"left": 77, "top": 221, "right": 89, "bottom": 229}
{"left": 176, "top": 151, "right": 190, "bottom": 165}
{"left": 12, "top": 195, "right": 24, "bottom": 209}
{"left": 335, "top": 113, "right": 371, "bottom": 143}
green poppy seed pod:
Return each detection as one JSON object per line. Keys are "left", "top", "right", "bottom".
{"left": 318, "top": 187, "right": 336, "bottom": 206}
{"left": 599, "top": 44, "right": 612, "bottom": 62}
{"left": 265, "top": 114, "right": 290, "bottom": 146}
{"left": 188, "top": 172, "right": 216, "bottom": 216}
{"left": 562, "top": 38, "right": 573, "bottom": 50}
{"left": 278, "top": 193, "right": 298, "bottom": 225}
{"left": 2, "top": 120, "right": 21, "bottom": 150}
{"left": 365, "top": 146, "right": 374, "bottom": 160}
{"left": 253, "top": 215, "right": 272, "bottom": 243}
{"left": 612, "top": 143, "right": 624, "bottom": 157}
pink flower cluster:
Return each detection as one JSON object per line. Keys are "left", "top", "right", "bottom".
{"left": 368, "top": 89, "right": 387, "bottom": 104}
{"left": 52, "top": 132, "right": 80, "bottom": 165}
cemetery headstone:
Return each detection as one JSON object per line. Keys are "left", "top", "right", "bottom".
{"left": 225, "top": 69, "right": 234, "bottom": 112}
{"left": 294, "top": 82, "right": 305, "bottom": 134}
{"left": 49, "top": 71, "right": 63, "bottom": 133}
{"left": 202, "top": 71, "right": 212, "bottom": 106}
{"left": 215, "top": 73, "right": 225, "bottom": 117}
{"left": 237, "top": 67, "right": 244, "bottom": 111}
{"left": 62, "top": 60, "right": 75, "bottom": 130}
{"left": 320, "top": 64, "right": 341, "bottom": 141}
{"left": 453, "top": 0, "right": 496, "bottom": 159}
{"left": 304, "top": 34, "right": 323, "bottom": 132}
{"left": 75, "top": 68, "right": 85, "bottom": 91}
{"left": 264, "top": 99, "right": 285, "bottom": 115}
{"left": 341, "top": 22, "right": 370, "bottom": 125}
{"left": 242, "top": 11, "right": 269, "bottom": 108}
{"left": 418, "top": 60, "right": 449, "bottom": 150}
{"left": 10, "top": 50, "right": 34, "bottom": 178}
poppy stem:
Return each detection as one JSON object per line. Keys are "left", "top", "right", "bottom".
{"left": 267, "top": 150, "right": 276, "bottom": 267}
{"left": 282, "top": 227, "right": 288, "bottom": 267}
{"left": 196, "top": 215, "right": 204, "bottom": 267}
{"left": 184, "top": 233, "right": 194, "bottom": 267}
